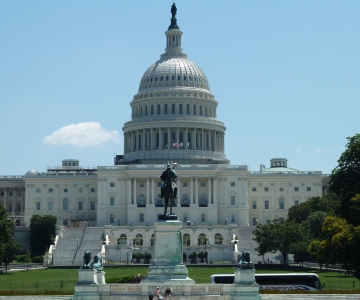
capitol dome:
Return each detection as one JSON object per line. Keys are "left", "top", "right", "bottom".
{"left": 138, "top": 57, "right": 210, "bottom": 92}
{"left": 117, "top": 6, "right": 229, "bottom": 165}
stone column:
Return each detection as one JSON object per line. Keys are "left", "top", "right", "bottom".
{"left": 146, "top": 177, "right": 150, "bottom": 205}
{"left": 176, "top": 128, "right": 179, "bottom": 145}
{"left": 213, "top": 178, "right": 218, "bottom": 205}
{"left": 202, "top": 129, "right": 205, "bottom": 150}
{"left": 142, "top": 129, "right": 145, "bottom": 151}
{"left": 151, "top": 177, "right": 155, "bottom": 205}
{"left": 208, "top": 177, "right": 212, "bottom": 204}
{"left": 4, "top": 188, "right": 7, "bottom": 211}
{"left": 190, "top": 177, "right": 194, "bottom": 204}
{"left": 209, "top": 130, "right": 212, "bottom": 151}
{"left": 195, "top": 177, "right": 199, "bottom": 204}
{"left": 151, "top": 129, "right": 154, "bottom": 150}
{"left": 130, "top": 131, "right": 134, "bottom": 152}
{"left": 167, "top": 128, "right": 171, "bottom": 150}
{"left": 127, "top": 178, "right": 132, "bottom": 205}
{"left": 159, "top": 128, "right": 163, "bottom": 149}
{"left": 192, "top": 129, "right": 196, "bottom": 149}
{"left": 133, "top": 178, "right": 137, "bottom": 205}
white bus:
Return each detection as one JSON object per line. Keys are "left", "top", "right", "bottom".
{"left": 210, "top": 273, "right": 321, "bottom": 291}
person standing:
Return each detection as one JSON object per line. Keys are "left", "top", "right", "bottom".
{"left": 155, "top": 287, "right": 163, "bottom": 300}
{"left": 165, "top": 286, "right": 172, "bottom": 299}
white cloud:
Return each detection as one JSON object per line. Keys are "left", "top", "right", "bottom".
{"left": 42, "top": 122, "right": 121, "bottom": 149}
{"left": 314, "top": 147, "right": 336, "bottom": 153}
{"left": 295, "top": 147, "right": 302, "bottom": 152}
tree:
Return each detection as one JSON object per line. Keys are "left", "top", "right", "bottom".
{"left": 308, "top": 216, "right": 360, "bottom": 277}
{"left": 2, "top": 239, "right": 21, "bottom": 273}
{"left": 29, "top": 215, "right": 57, "bottom": 257}
{"left": 287, "top": 195, "right": 339, "bottom": 224}
{"left": 252, "top": 219, "right": 310, "bottom": 265}
{"left": 0, "top": 205, "right": 21, "bottom": 272}
{"left": 330, "top": 134, "right": 360, "bottom": 224}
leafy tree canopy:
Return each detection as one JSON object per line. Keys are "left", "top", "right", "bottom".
{"left": 29, "top": 215, "right": 57, "bottom": 257}
{"left": 252, "top": 219, "right": 311, "bottom": 265}
{"left": 0, "top": 205, "right": 20, "bottom": 272}
{"left": 330, "top": 134, "right": 360, "bottom": 223}
{"left": 287, "top": 195, "right": 339, "bottom": 224}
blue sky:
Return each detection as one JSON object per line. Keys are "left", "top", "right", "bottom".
{"left": 1, "top": 1, "right": 359, "bottom": 175}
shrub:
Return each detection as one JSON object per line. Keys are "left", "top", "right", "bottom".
{"left": 189, "top": 252, "right": 197, "bottom": 259}
{"left": 106, "top": 276, "right": 132, "bottom": 283}
{"left": 31, "top": 255, "right": 44, "bottom": 263}
{"left": 144, "top": 252, "right": 152, "bottom": 259}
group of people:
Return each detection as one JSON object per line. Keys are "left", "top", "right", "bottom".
{"left": 149, "top": 286, "right": 171, "bottom": 300}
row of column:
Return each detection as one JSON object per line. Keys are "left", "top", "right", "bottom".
{"left": 124, "top": 128, "right": 225, "bottom": 154}
{"left": 125, "top": 177, "right": 223, "bottom": 206}
{"left": 0, "top": 188, "right": 25, "bottom": 214}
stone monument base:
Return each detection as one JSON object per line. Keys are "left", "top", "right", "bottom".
{"left": 234, "top": 268, "right": 261, "bottom": 300}
{"left": 141, "top": 219, "right": 194, "bottom": 285}
{"left": 73, "top": 269, "right": 100, "bottom": 300}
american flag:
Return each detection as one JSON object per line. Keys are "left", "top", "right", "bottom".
{"left": 173, "top": 142, "right": 180, "bottom": 148}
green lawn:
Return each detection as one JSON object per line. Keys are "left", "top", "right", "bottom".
{"left": 0, "top": 266, "right": 359, "bottom": 294}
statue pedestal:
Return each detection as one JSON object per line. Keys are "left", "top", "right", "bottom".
{"left": 234, "top": 268, "right": 260, "bottom": 300}
{"left": 73, "top": 269, "right": 99, "bottom": 300}
{"left": 141, "top": 220, "right": 194, "bottom": 285}
{"left": 96, "top": 271, "right": 106, "bottom": 284}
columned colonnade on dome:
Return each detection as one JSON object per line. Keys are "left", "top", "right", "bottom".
{"left": 123, "top": 128, "right": 225, "bottom": 153}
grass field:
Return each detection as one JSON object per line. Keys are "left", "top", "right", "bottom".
{"left": 0, "top": 266, "right": 359, "bottom": 294}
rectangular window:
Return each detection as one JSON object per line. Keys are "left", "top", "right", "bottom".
{"left": 231, "top": 182, "right": 235, "bottom": 187}
{"left": 294, "top": 187, "right": 299, "bottom": 192}
{"left": 183, "top": 213, "right": 188, "bottom": 223}
{"left": 9, "top": 192, "right": 13, "bottom": 196}
{"left": 36, "top": 202, "right": 41, "bottom": 210}
{"left": 265, "top": 200, "right": 269, "bottom": 209}
{"left": 252, "top": 201, "right": 257, "bottom": 209}
{"left": 201, "top": 213, "right": 206, "bottom": 223}
{"left": 252, "top": 217, "right": 258, "bottom": 226}
{"left": 110, "top": 214, "right": 114, "bottom": 223}
{"left": 139, "top": 213, "right": 144, "bottom": 223}
{"left": 36, "top": 188, "right": 41, "bottom": 193}
{"left": 200, "top": 182, "right": 206, "bottom": 187}
{"left": 48, "top": 202, "right": 53, "bottom": 210}
{"left": 295, "top": 200, "right": 299, "bottom": 206}
{"left": 252, "top": 187, "right": 256, "bottom": 192}
{"left": 48, "top": 188, "right": 53, "bottom": 193}
{"left": 279, "top": 198, "right": 285, "bottom": 209}
{"left": 183, "top": 182, "right": 188, "bottom": 187}
{"left": 264, "top": 187, "right": 269, "bottom": 192}
{"left": 91, "top": 188, "right": 96, "bottom": 193}
{"left": 110, "top": 196, "right": 115, "bottom": 206}
{"left": 78, "top": 201, "right": 83, "bottom": 210}
{"left": 139, "top": 183, "right": 145, "bottom": 187}
{"left": 110, "top": 183, "right": 115, "bottom": 187}
{"left": 279, "top": 217, "right": 285, "bottom": 222}
{"left": 231, "top": 196, "right": 235, "bottom": 205}
{"left": 78, "top": 188, "right": 83, "bottom": 193}
{"left": 307, "top": 187, "right": 311, "bottom": 191}
{"left": 18, "top": 191, "right": 22, "bottom": 196}
{"left": 0, "top": 192, "right": 4, "bottom": 196}
{"left": 91, "top": 201, "right": 96, "bottom": 210}
{"left": 157, "top": 182, "right": 162, "bottom": 187}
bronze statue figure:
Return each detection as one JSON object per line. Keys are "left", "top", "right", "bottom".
{"left": 160, "top": 164, "right": 177, "bottom": 216}
{"left": 237, "top": 251, "right": 253, "bottom": 269}
{"left": 83, "top": 249, "right": 92, "bottom": 268}
{"left": 92, "top": 253, "right": 103, "bottom": 271}
{"left": 171, "top": 3, "right": 177, "bottom": 18}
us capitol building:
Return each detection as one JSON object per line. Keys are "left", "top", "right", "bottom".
{"left": 0, "top": 7, "right": 329, "bottom": 263}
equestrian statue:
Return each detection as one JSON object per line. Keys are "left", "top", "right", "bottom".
{"left": 160, "top": 164, "right": 178, "bottom": 216}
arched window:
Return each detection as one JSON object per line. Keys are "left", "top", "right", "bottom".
{"left": 63, "top": 198, "right": 68, "bottom": 210}
{"left": 199, "top": 105, "right": 202, "bottom": 115}
{"left": 151, "top": 105, "right": 154, "bottom": 115}
{"left": 164, "top": 104, "right": 168, "bottom": 114}
{"left": 198, "top": 233, "right": 208, "bottom": 245}
{"left": 150, "top": 233, "right": 155, "bottom": 245}
{"left": 182, "top": 194, "right": 189, "bottom": 206}
{"left": 186, "top": 104, "right": 190, "bottom": 114}
{"left": 205, "top": 106, "right": 207, "bottom": 116}
{"left": 183, "top": 233, "right": 190, "bottom": 246}
{"left": 145, "top": 106, "right": 148, "bottom": 116}
{"left": 119, "top": 234, "right": 127, "bottom": 245}
{"left": 193, "top": 105, "right": 196, "bottom": 115}
{"left": 140, "top": 106, "right": 143, "bottom": 116}
{"left": 164, "top": 132, "right": 168, "bottom": 148}
{"left": 157, "top": 104, "right": 161, "bottom": 114}
{"left": 179, "top": 104, "right": 183, "bottom": 114}
{"left": 214, "top": 233, "right": 223, "bottom": 245}
{"left": 172, "top": 104, "right": 175, "bottom": 114}
{"left": 133, "top": 234, "right": 143, "bottom": 246}
{"left": 279, "top": 197, "right": 285, "bottom": 209}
